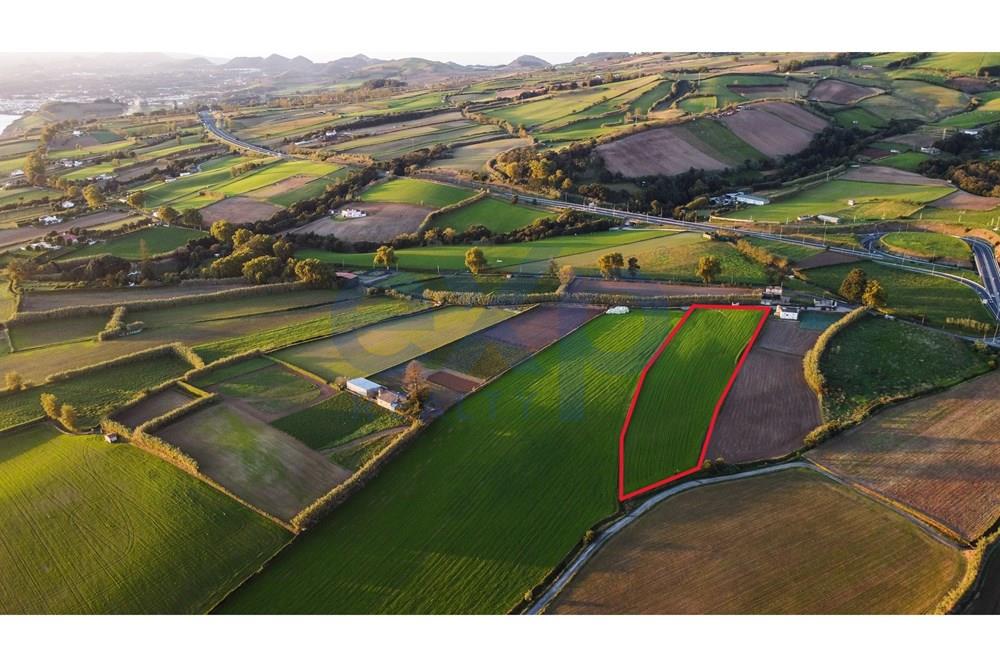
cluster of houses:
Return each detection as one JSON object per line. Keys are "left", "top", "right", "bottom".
{"left": 335, "top": 207, "right": 367, "bottom": 219}
{"left": 345, "top": 378, "right": 406, "bottom": 412}
{"left": 709, "top": 191, "right": 771, "bottom": 207}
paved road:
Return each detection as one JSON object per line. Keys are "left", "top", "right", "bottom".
{"left": 968, "top": 237, "right": 1000, "bottom": 321}
{"left": 198, "top": 111, "right": 290, "bottom": 159}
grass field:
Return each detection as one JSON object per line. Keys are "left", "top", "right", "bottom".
{"left": 417, "top": 334, "right": 532, "bottom": 379}
{"left": 678, "top": 96, "right": 718, "bottom": 114}
{"left": 272, "top": 391, "right": 408, "bottom": 452}
{"left": 802, "top": 260, "right": 993, "bottom": 325}
{"left": 428, "top": 137, "right": 531, "bottom": 172}
{"left": 819, "top": 315, "right": 993, "bottom": 421}
{"left": 298, "top": 229, "right": 669, "bottom": 272}
{"left": 273, "top": 306, "right": 517, "bottom": 381}
{"left": 915, "top": 52, "right": 1000, "bottom": 76}
{"left": 729, "top": 180, "right": 955, "bottom": 223}
{"left": 359, "top": 178, "right": 472, "bottom": 209}
{"left": 832, "top": 107, "right": 888, "bottom": 131}
{"left": 880, "top": 231, "right": 971, "bottom": 263}
{"left": 140, "top": 155, "right": 257, "bottom": 208}
{"left": 0, "top": 424, "right": 289, "bottom": 613}
{"left": 622, "top": 307, "right": 765, "bottom": 495}
{"left": 429, "top": 197, "right": 548, "bottom": 233}
{"left": 64, "top": 226, "right": 206, "bottom": 259}
{"left": 217, "top": 310, "right": 677, "bottom": 614}
{"left": 934, "top": 91, "right": 1000, "bottom": 129}
{"left": 206, "top": 361, "right": 324, "bottom": 419}
{"left": 684, "top": 117, "right": 768, "bottom": 164}
{"left": 8, "top": 313, "right": 108, "bottom": 350}
{"left": 0, "top": 352, "right": 193, "bottom": 430}
{"left": 875, "top": 151, "right": 930, "bottom": 171}
{"left": 549, "top": 467, "right": 966, "bottom": 614}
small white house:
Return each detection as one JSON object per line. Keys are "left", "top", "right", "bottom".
{"left": 325, "top": 130, "right": 338, "bottom": 138}
{"left": 961, "top": 128, "right": 982, "bottom": 137}
{"left": 775, "top": 305, "right": 802, "bottom": 321}
{"left": 10, "top": 169, "right": 24, "bottom": 177}
{"left": 376, "top": 388, "right": 405, "bottom": 411}
{"left": 38, "top": 215, "right": 62, "bottom": 225}
{"left": 61, "top": 201, "right": 75, "bottom": 209}
{"left": 337, "top": 208, "right": 367, "bottom": 219}
{"left": 346, "top": 377, "right": 382, "bottom": 398}
{"left": 72, "top": 129, "right": 84, "bottom": 137}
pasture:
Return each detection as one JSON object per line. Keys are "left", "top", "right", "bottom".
{"left": 621, "top": 307, "right": 767, "bottom": 496}
{"left": 428, "top": 137, "right": 531, "bottom": 172}
{"left": 273, "top": 306, "right": 517, "bottom": 381}
{"left": 203, "top": 360, "right": 327, "bottom": 419}
{"left": 272, "top": 391, "right": 408, "bottom": 453}
{"left": 548, "top": 467, "right": 966, "bottom": 614}
{"left": 217, "top": 310, "right": 678, "bottom": 614}
{"left": 0, "top": 424, "right": 289, "bottom": 614}
{"left": 880, "top": 231, "right": 971, "bottom": 263}
{"left": 64, "top": 226, "right": 206, "bottom": 259}
{"left": 429, "top": 197, "right": 548, "bottom": 233}
{"left": 359, "top": 177, "right": 472, "bottom": 209}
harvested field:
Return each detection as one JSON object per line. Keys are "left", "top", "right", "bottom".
{"left": 247, "top": 174, "right": 317, "bottom": 199}
{"left": 719, "top": 103, "right": 823, "bottom": 157}
{"left": 478, "top": 304, "right": 601, "bottom": 351}
{"left": 930, "top": 190, "right": 1000, "bottom": 211}
{"left": 428, "top": 369, "right": 480, "bottom": 393}
{"left": 809, "top": 79, "right": 883, "bottom": 105}
{"left": 157, "top": 402, "right": 349, "bottom": 522}
{"left": 113, "top": 386, "right": 197, "bottom": 430}
{"left": 809, "top": 371, "right": 1000, "bottom": 541}
{"left": 568, "top": 277, "right": 756, "bottom": 298}
{"left": 707, "top": 319, "right": 821, "bottom": 463}
{"left": 887, "top": 132, "right": 937, "bottom": 150}
{"left": 548, "top": 467, "right": 966, "bottom": 614}
{"left": 199, "top": 197, "right": 282, "bottom": 226}
{"left": 795, "top": 250, "right": 864, "bottom": 269}
{"left": 295, "top": 202, "right": 429, "bottom": 243}
{"left": 596, "top": 126, "right": 728, "bottom": 178}
{"left": 840, "top": 165, "right": 948, "bottom": 186}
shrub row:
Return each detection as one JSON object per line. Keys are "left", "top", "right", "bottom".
{"left": 96, "top": 306, "right": 128, "bottom": 341}
{"left": 422, "top": 288, "right": 761, "bottom": 308}
{"left": 945, "top": 317, "right": 995, "bottom": 335}
{"left": 292, "top": 420, "right": 425, "bottom": 531}
{"left": 182, "top": 348, "right": 263, "bottom": 383}
{"left": 101, "top": 417, "right": 200, "bottom": 474}
{"left": 802, "top": 306, "right": 868, "bottom": 398}
{"left": 136, "top": 393, "right": 219, "bottom": 435}
{"left": 43, "top": 342, "right": 203, "bottom": 384}
{"left": 417, "top": 190, "right": 487, "bottom": 232}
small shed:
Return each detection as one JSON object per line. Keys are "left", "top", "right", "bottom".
{"left": 346, "top": 378, "right": 382, "bottom": 398}
{"left": 775, "top": 305, "right": 802, "bottom": 321}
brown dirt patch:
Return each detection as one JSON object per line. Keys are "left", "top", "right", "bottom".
{"left": 719, "top": 105, "right": 819, "bottom": 157}
{"left": 548, "top": 467, "right": 965, "bottom": 614}
{"left": 708, "top": 321, "right": 820, "bottom": 463}
{"left": 482, "top": 304, "right": 602, "bottom": 351}
{"left": 887, "top": 132, "right": 937, "bottom": 150}
{"left": 808, "top": 371, "right": 1000, "bottom": 541}
{"left": 948, "top": 77, "right": 992, "bottom": 93}
{"left": 757, "top": 101, "right": 830, "bottom": 133}
{"left": 840, "top": 165, "right": 949, "bottom": 187}
{"left": 49, "top": 134, "right": 100, "bottom": 150}
{"left": 809, "top": 79, "right": 883, "bottom": 105}
{"left": 754, "top": 317, "right": 822, "bottom": 355}
{"left": 248, "top": 175, "right": 318, "bottom": 199}
{"left": 596, "top": 126, "right": 729, "bottom": 178}
{"left": 200, "top": 197, "right": 282, "bottom": 226}
{"left": 156, "top": 401, "right": 349, "bottom": 522}
{"left": 428, "top": 369, "right": 480, "bottom": 393}
{"left": 113, "top": 386, "right": 196, "bottom": 430}
{"left": 568, "top": 277, "right": 756, "bottom": 298}
{"left": 860, "top": 147, "right": 892, "bottom": 160}
{"left": 930, "top": 190, "right": 1000, "bottom": 211}
{"left": 294, "top": 202, "right": 430, "bottom": 243}
{"left": 795, "top": 250, "right": 862, "bottom": 270}
{"left": 114, "top": 162, "right": 161, "bottom": 182}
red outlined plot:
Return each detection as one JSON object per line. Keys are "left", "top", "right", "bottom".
{"left": 618, "top": 304, "right": 770, "bottom": 501}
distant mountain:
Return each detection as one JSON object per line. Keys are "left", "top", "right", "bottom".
{"left": 571, "top": 52, "right": 630, "bottom": 64}
{"left": 507, "top": 55, "right": 551, "bottom": 69}
{"left": 322, "top": 54, "right": 383, "bottom": 77}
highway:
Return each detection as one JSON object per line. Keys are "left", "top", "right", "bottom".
{"left": 968, "top": 237, "right": 1000, "bottom": 321}
{"left": 198, "top": 110, "right": 290, "bottom": 159}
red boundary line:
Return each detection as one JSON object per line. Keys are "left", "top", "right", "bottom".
{"left": 617, "top": 304, "right": 771, "bottom": 501}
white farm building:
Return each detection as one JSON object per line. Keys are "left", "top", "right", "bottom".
{"left": 346, "top": 378, "right": 382, "bottom": 398}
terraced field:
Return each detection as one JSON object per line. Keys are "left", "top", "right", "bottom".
{"left": 0, "top": 424, "right": 289, "bottom": 614}
{"left": 217, "top": 310, "right": 677, "bottom": 614}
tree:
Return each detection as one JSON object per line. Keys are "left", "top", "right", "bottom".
{"left": 294, "top": 258, "right": 334, "bottom": 287}
{"left": 4, "top": 257, "right": 34, "bottom": 282}
{"left": 465, "top": 246, "right": 487, "bottom": 275}
{"left": 4, "top": 371, "right": 25, "bottom": 392}
{"left": 862, "top": 280, "right": 887, "bottom": 309}
{"left": 59, "top": 404, "right": 78, "bottom": 432}
{"left": 241, "top": 255, "right": 283, "bottom": 284}
{"left": 558, "top": 264, "right": 576, "bottom": 286}
{"left": 627, "top": 256, "right": 640, "bottom": 278}
{"left": 374, "top": 245, "right": 397, "bottom": 270}
{"left": 82, "top": 184, "right": 105, "bottom": 209}
{"left": 232, "top": 227, "right": 253, "bottom": 247}
{"left": 839, "top": 267, "right": 868, "bottom": 302}
{"left": 40, "top": 393, "right": 61, "bottom": 420}
{"left": 24, "top": 151, "right": 46, "bottom": 186}
{"left": 156, "top": 206, "right": 179, "bottom": 224}
{"left": 272, "top": 239, "right": 295, "bottom": 261}
{"left": 401, "top": 360, "right": 430, "bottom": 417}
{"left": 210, "top": 220, "right": 236, "bottom": 244}
{"left": 696, "top": 255, "right": 722, "bottom": 283}
{"left": 126, "top": 190, "right": 146, "bottom": 208}
{"left": 597, "top": 252, "right": 624, "bottom": 279}
{"left": 547, "top": 259, "right": 560, "bottom": 279}
{"left": 181, "top": 208, "right": 203, "bottom": 228}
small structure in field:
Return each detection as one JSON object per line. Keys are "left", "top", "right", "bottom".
{"left": 775, "top": 305, "right": 802, "bottom": 321}
{"left": 336, "top": 271, "right": 359, "bottom": 287}
{"left": 61, "top": 201, "right": 75, "bottom": 209}
{"left": 38, "top": 215, "right": 62, "bottom": 225}
{"left": 813, "top": 297, "right": 839, "bottom": 310}
{"left": 376, "top": 388, "right": 405, "bottom": 412}
{"left": 346, "top": 377, "right": 382, "bottom": 398}
{"left": 735, "top": 193, "right": 770, "bottom": 206}
{"left": 606, "top": 306, "right": 630, "bottom": 315}
{"left": 103, "top": 432, "right": 120, "bottom": 443}
{"left": 818, "top": 214, "right": 841, "bottom": 224}
{"left": 336, "top": 208, "right": 367, "bottom": 219}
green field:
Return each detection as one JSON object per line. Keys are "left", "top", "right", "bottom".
{"left": 875, "top": 151, "right": 930, "bottom": 171}
{"left": 272, "top": 391, "right": 408, "bottom": 452}
{"left": 140, "top": 155, "right": 257, "bottom": 208}
{"left": 274, "top": 306, "right": 517, "bottom": 381}
{"left": 430, "top": 197, "right": 549, "bottom": 233}
{"left": 622, "top": 308, "right": 764, "bottom": 494}
{"left": 359, "top": 177, "right": 472, "bottom": 209}
{"left": 204, "top": 361, "right": 324, "bottom": 418}
{"left": 802, "top": 260, "right": 994, "bottom": 325}
{"left": 934, "top": 91, "right": 1000, "bottom": 129}
{"left": 533, "top": 113, "right": 632, "bottom": 145}
{"left": 0, "top": 424, "right": 289, "bottom": 613}
{"left": 8, "top": 313, "right": 108, "bottom": 350}
{"left": 0, "top": 186, "right": 60, "bottom": 207}
{"left": 730, "top": 179, "right": 955, "bottom": 223}
{"left": 678, "top": 96, "right": 718, "bottom": 114}
{"left": 684, "top": 118, "right": 767, "bottom": 164}
{"left": 299, "top": 229, "right": 670, "bottom": 272}
{"left": 64, "top": 226, "right": 206, "bottom": 259}
{"left": 880, "top": 231, "right": 971, "bottom": 263}
{"left": 820, "top": 315, "right": 993, "bottom": 421}
{"left": 217, "top": 310, "right": 677, "bottom": 613}
{"left": 697, "top": 74, "right": 793, "bottom": 107}
{"left": 0, "top": 352, "right": 193, "bottom": 430}
{"left": 832, "top": 107, "right": 888, "bottom": 131}
{"left": 429, "top": 137, "right": 531, "bottom": 172}
{"left": 743, "top": 236, "right": 825, "bottom": 262}
{"left": 416, "top": 332, "right": 532, "bottom": 378}
{"left": 915, "top": 52, "right": 1000, "bottom": 76}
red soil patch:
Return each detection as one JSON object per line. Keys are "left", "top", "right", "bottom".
{"left": 930, "top": 190, "right": 1000, "bottom": 211}
{"left": 596, "top": 126, "right": 729, "bottom": 178}
{"left": 707, "top": 319, "right": 821, "bottom": 463}
{"left": 481, "top": 304, "right": 602, "bottom": 351}
{"left": 719, "top": 104, "right": 822, "bottom": 157}
{"left": 428, "top": 369, "right": 480, "bottom": 393}
{"left": 840, "top": 165, "right": 949, "bottom": 187}
{"left": 200, "top": 197, "right": 282, "bottom": 226}
{"left": 809, "top": 79, "right": 883, "bottom": 105}
{"left": 294, "top": 202, "right": 429, "bottom": 243}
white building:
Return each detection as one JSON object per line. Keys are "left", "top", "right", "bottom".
{"left": 337, "top": 208, "right": 367, "bottom": 219}
{"left": 346, "top": 378, "right": 382, "bottom": 398}
{"left": 61, "top": 201, "right": 75, "bottom": 209}
{"left": 325, "top": 130, "right": 338, "bottom": 138}
{"left": 376, "top": 388, "right": 405, "bottom": 411}
{"left": 775, "top": 305, "right": 802, "bottom": 321}
{"left": 961, "top": 128, "right": 983, "bottom": 137}
{"left": 817, "top": 214, "right": 841, "bottom": 224}
{"left": 10, "top": 169, "right": 24, "bottom": 177}
{"left": 735, "top": 194, "right": 771, "bottom": 206}
{"left": 38, "top": 215, "right": 62, "bottom": 225}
